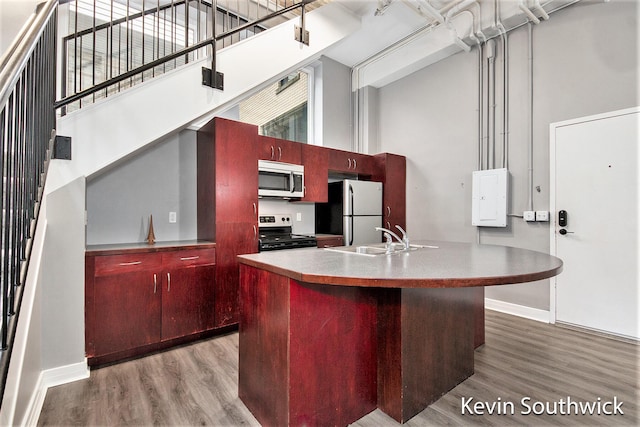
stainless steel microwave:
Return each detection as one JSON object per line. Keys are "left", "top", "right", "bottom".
{"left": 258, "top": 160, "right": 304, "bottom": 198}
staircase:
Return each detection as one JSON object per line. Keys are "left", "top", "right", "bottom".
{"left": 0, "top": 1, "right": 360, "bottom": 424}
{"left": 52, "top": 1, "right": 359, "bottom": 193}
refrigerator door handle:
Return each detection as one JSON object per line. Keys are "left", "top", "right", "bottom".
{"left": 349, "top": 215, "right": 354, "bottom": 245}
{"left": 348, "top": 184, "right": 355, "bottom": 245}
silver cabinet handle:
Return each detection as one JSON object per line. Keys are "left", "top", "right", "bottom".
{"left": 347, "top": 158, "right": 352, "bottom": 169}
{"left": 153, "top": 273, "right": 157, "bottom": 294}
{"left": 278, "top": 146, "right": 282, "bottom": 160}
{"left": 253, "top": 202, "right": 257, "bottom": 215}
{"left": 167, "top": 272, "right": 171, "bottom": 292}
{"left": 180, "top": 256, "right": 200, "bottom": 261}
{"left": 119, "top": 261, "right": 141, "bottom": 266}
{"left": 387, "top": 206, "right": 391, "bottom": 217}
{"left": 353, "top": 158, "right": 357, "bottom": 169}
{"left": 386, "top": 221, "right": 391, "bottom": 229}
{"left": 253, "top": 225, "right": 257, "bottom": 239}
{"left": 270, "top": 146, "right": 275, "bottom": 159}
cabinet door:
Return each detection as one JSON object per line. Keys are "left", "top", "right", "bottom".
{"left": 93, "top": 269, "right": 161, "bottom": 356}
{"left": 215, "top": 222, "right": 258, "bottom": 327}
{"left": 258, "top": 136, "right": 302, "bottom": 164}
{"left": 198, "top": 118, "right": 258, "bottom": 231}
{"left": 161, "top": 249, "right": 216, "bottom": 340}
{"left": 383, "top": 154, "right": 406, "bottom": 231}
{"left": 328, "top": 149, "right": 374, "bottom": 176}
{"left": 300, "top": 144, "right": 328, "bottom": 202}
{"left": 374, "top": 153, "right": 406, "bottom": 231}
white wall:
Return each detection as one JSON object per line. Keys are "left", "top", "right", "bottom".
{"left": 41, "top": 177, "right": 87, "bottom": 371}
{"left": 376, "top": 0, "right": 639, "bottom": 311}
{"left": 0, "top": 0, "right": 40, "bottom": 56}
{"left": 317, "top": 56, "right": 353, "bottom": 150}
{"left": 86, "top": 130, "right": 198, "bottom": 245}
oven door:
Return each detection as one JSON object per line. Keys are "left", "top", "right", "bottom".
{"left": 258, "top": 160, "right": 304, "bottom": 198}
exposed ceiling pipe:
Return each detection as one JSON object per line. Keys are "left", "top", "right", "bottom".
{"left": 375, "top": 0, "right": 394, "bottom": 16}
{"left": 532, "top": 0, "right": 550, "bottom": 20}
{"left": 495, "top": 0, "right": 509, "bottom": 169}
{"left": 527, "top": 22, "right": 534, "bottom": 212}
{"left": 478, "top": 41, "right": 484, "bottom": 171}
{"left": 519, "top": 0, "right": 541, "bottom": 24}
{"left": 486, "top": 38, "right": 496, "bottom": 170}
{"left": 444, "top": 0, "right": 484, "bottom": 52}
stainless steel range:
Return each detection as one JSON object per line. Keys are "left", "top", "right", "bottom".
{"left": 258, "top": 214, "right": 317, "bottom": 251}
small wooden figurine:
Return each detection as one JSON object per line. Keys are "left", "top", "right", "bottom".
{"left": 147, "top": 214, "right": 156, "bottom": 245}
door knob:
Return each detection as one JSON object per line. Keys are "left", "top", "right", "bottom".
{"left": 559, "top": 228, "right": 574, "bottom": 235}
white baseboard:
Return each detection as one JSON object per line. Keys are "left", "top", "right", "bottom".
{"left": 485, "top": 298, "right": 551, "bottom": 323}
{"left": 23, "top": 360, "right": 89, "bottom": 427}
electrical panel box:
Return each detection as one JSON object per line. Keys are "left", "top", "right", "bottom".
{"left": 472, "top": 168, "right": 508, "bottom": 227}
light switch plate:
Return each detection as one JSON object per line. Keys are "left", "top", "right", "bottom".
{"left": 169, "top": 212, "right": 177, "bottom": 223}
{"left": 535, "top": 210, "right": 549, "bottom": 222}
{"left": 523, "top": 211, "right": 536, "bottom": 221}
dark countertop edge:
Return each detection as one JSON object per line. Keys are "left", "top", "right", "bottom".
{"left": 86, "top": 240, "right": 215, "bottom": 256}
{"left": 237, "top": 255, "right": 564, "bottom": 289}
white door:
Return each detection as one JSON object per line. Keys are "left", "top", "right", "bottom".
{"left": 550, "top": 107, "right": 639, "bottom": 340}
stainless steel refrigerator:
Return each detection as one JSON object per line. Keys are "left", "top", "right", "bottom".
{"left": 315, "top": 179, "right": 383, "bottom": 246}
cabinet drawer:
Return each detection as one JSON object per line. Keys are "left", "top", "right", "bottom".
{"left": 162, "top": 248, "right": 216, "bottom": 268}
{"left": 94, "top": 253, "right": 162, "bottom": 277}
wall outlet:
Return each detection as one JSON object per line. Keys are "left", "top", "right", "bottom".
{"left": 296, "top": 212, "right": 302, "bottom": 221}
{"left": 169, "top": 211, "right": 177, "bottom": 223}
{"left": 535, "top": 210, "right": 549, "bottom": 222}
{"left": 523, "top": 211, "right": 536, "bottom": 221}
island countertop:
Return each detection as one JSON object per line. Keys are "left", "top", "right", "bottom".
{"left": 237, "top": 240, "right": 563, "bottom": 288}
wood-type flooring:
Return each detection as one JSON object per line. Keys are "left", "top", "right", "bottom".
{"left": 38, "top": 310, "right": 638, "bottom": 426}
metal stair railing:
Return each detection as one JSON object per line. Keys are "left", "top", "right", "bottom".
{"left": 0, "top": 0, "right": 59, "bottom": 406}
{"left": 56, "top": 0, "right": 318, "bottom": 114}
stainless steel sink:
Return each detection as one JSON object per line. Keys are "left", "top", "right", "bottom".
{"left": 323, "top": 243, "right": 438, "bottom": 257}
{"left": 324, "top": 245, "right": 389, "bottom": 256}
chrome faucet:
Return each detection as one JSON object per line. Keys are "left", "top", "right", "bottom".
{"left": 375, "top": 225, "right": 410, "bottom": 251}
{"left": 395, "top": 225, "right": 410, "bottom": 250}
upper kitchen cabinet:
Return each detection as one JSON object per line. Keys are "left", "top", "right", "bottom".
{"left": 299, "top": 144, "right": 328, "bottom": 203}
{"left": 258, "top": 135, "right": 302, "bottom": 164}
{"left": 373, "top": 153, "right": 406, "bottom": 232}
{"left": 197, "top": 117, "right": 259, "bottom": 233}
{"left": 328, "top": 149, "right": 375, "bottom": 176}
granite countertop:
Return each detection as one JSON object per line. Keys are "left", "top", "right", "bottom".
{"left": 238, "top": 241, "right": 563, "bottom": 289}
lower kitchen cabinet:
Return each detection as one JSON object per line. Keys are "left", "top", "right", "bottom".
{"left": 160, "top": 248, "right": 217, "bottom": 341}
{"left": 92, "top": 265, "right": 162, "bottom": 356}
{"left": 85, "top": 243, "right": 216, "bottom": 365}
{"left": 315, "top": 235, "right": 344, "bottom": 248}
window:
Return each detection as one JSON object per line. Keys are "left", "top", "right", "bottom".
{"left": 239, "top": 68, "right": 312, "bottom": 144}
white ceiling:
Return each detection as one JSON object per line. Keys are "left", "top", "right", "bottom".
{"left": 320, "top": 0, "right": 581, "bottom": 88}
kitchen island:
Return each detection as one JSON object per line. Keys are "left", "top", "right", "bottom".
{"left": 237, "top": 241, "right": 562, "bottom": 426}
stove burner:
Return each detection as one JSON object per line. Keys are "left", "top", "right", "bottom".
{"left": 258, "top": 214, "right": 317, "bottom": 251}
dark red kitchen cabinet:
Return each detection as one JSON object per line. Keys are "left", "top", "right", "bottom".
{"left": 258, "top": 135, "right": 302, "bottom": 164}
{"left": 90, "top": 253, "right": 163, "bottom": 357}
{"left": 328, "top": 149, "right": 375, "bottom": 176}
{"left": 315, "top": 235, "right": 343, "bottom": 248}
{"left": 300, "top": 144, "right": 329, "bottom": 202}
{"left": 198, "top": 118, "right": 259, "bottom": 329}
{"left": 85, "top": 244, "right": 217, "bottom": 365}
{"left": 373, "top": 153, "right": 406, "bottom": 232}
{"left": 198, "top": 117, "right": 258, "bottom": 232}
{"left": 161, "top": 248, "right": 217, "bottom": 341}
{"left": 214, "top": 222, "right": 258, "bottom": 327}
